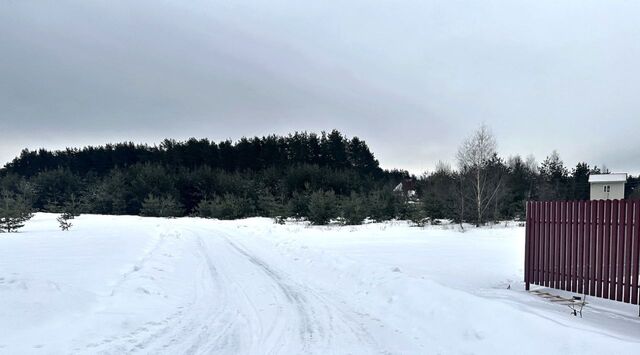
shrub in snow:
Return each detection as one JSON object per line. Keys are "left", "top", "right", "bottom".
{"left": 0, "top": 193, "right": 33, "bottom": 233}
{"left": 256, "top": 190, "right": 285, "bottom": 218}
{"left": 405, "top": 201, "right": 429, "bottom": 227}
{"left": 307, "top": 190, "right": 338, "bottom": 225}
{"left": 196, "top": 194, "right": 253, "bottom": 220}
{"left": 57, "top": 212, "right": 75, "bottom": 231}
{"left": 367, "top": 189, "right": 401, "bottom": 222}
{"left": 56, "top": 195, "right": 81, "bottom": 231}
{"left": 140, "top": 194, "right": 184, "bottom": 218}
{"left": 340, "top": 192, "right": 367, "bottom": 225}
{"left": 286, "top": 191, "right": 309, "bottom": 219}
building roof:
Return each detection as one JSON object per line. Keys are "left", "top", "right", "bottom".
{"left": 588, "top": 173, "right": 627, "bottom": 183}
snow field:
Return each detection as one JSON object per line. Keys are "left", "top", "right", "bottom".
{"left": 1, "top": 214, "right": 639, "bottom": 354}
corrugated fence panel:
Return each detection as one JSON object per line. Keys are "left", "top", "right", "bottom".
{"left": 616, "top": 200, "right": 626, "bottom": 302}
{"left": 624, "top": 201, "right": 633, "bottom": 303}
{"left": 544, "top": 202, "right": 550, "bottom": 288}
{"left": 570, "top": 201, "right": 578, "bottom": 292}
{"left": 589, "top": 201, "right": 598, "bottom": 297}
{"left": 609, "top": 200, "right": 619, "bottom": 299}
{"left": 577, "top": 200, "right": 585, "bottom": 294}
{"left": 525, "top": 200, "right": 640, "bottom": 305}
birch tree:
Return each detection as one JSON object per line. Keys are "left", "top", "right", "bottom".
{"left": 456, "top": 124, "right": 502, "bottom": 226}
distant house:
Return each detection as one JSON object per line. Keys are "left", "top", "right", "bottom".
{"left": 588, "top": 173, "right": 627, "bottom": 200}
{"left": 393, "top": 179, "right": 416, "bottom": 198}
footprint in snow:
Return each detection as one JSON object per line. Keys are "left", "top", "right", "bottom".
{"left": 136, "top": 287, "right": 151, "bottom": 294}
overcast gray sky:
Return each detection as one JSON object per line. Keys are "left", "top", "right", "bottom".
{"left": 1, "top": 0, "right": 639, "bottom": 174}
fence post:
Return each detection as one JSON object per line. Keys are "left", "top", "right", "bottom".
{"left": 617, "top": 200, "right": 626, "bottom": 302}
{"left": 597, "top": 200, "right": 605, "bottom": 298}
{"left": 559, "top": 201, "right": 566, "bottom": 290}
{"left": 624, "top": 201, "right": 633, "bottom": 303}
{"left": 571, "top": 201, "right": 578, "bottom": 292}
{"left": 537, "top": 202, "right": 543, "bottom": 285}
{"left": 632, "top": 201, "right": 640, "bottom": 305}
{"left": 589, "top": 200, "right": 597, "bottom": 297}
{"left": 550, "top": 201, "right": 556, "bottom": 289}
{"left": 577, "top": 200, "right": 584, "bottom": 294}
{"left": 583, "top": 201, "right": 591, "bottom": 296}
{"left": 525, "top": 201, "right": 531, "bottom": 291}
{"left": 610, "top": 200, "right": 619, "bottom": 300}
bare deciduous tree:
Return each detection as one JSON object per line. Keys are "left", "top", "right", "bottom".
{"left": 456, "top": 124, "right": 502, "bottom": 226}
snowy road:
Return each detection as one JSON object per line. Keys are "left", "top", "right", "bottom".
{"left": 121, "top": 226, "right": 382, "bottom": 355}
{"left": 1, "top": 216, "right": 387, "bottom": 354}
{"left": 2, "top": 214, "right": 640, "bottom": 354}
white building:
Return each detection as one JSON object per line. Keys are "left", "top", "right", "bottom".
{"left": 588, "top": 173, "right": 627, "bottom": 200}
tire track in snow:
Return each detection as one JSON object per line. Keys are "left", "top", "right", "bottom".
{"left": 82, "top": 228, "right": 235, "bottom": 355}
{"left": 222, "top": 237, "right": 321, "bottom": 351}
{"left": 126, "top": 228, "right": 265, "bottom": 355}
{"left": 217, "top": 231, "right": 383, "bottom": 354}
{"left": 128, "top": 234, "right": 239, "bottom": 355}
{"left": 78, "top": 222, "right": 384, "bottom": 354}
{"left": 107, "top": 228, "right": 171, "bottom": 297}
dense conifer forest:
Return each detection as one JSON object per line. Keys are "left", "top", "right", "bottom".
{"left": 1, "top": 130, "right": 639, "bottom": 227}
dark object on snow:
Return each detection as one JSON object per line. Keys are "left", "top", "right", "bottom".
{"left": 57, "top": 196, "right": 81, "bottom": 231}
{"left": 530, "top": 290, "right": 588, "bottom": 318}
{"left": 569, "top": 296, "right": 587, "bottom": 317}
{"left": 57, "top": 212, "right": 75, "bottom": 231}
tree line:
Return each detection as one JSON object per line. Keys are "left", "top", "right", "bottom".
{"left": 1, "top": 128, "right": 638, "bottom": 230}
{"left": 418, "top": 125, "right": 640, "bottom": 226}
{"left": 0, "top": 131, "right": 411, "bottom": 229}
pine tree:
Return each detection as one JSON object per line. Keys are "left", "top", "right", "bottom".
{"left": 407, "top": 201, "right": 428, "bottom": 226}
{"left": 256, "top": 190, "right": 284, "bottom": 218}
{"left": 539, "top": 150, "right": 569, "bottom": 200}
{"left": 196, "top": 194, "right": 253, "bottom": 220}
{"left": 504, "top": 155, "right": 536, "bottom": 220}
{"left": 195, "top": 198, "right": 217, "bottom": 219}
{"left": 57, "top": 195, "right": 81, "bottom": 231}
{"left": 571, "top": 162, "right": 590, "bottom": 200}
{"left": 57, "top": 212, "right": 74, "bottom": 231}
{"left": 368, "top": 189, "right": 399, "bottom": 222}
{"left": 0, "top": 193, "right": 34, "bottom": 233}
{"left": 307, "top": 190, "right": 338, "bottom": 225}
{"left": 341, "top": 192, "right": 367, "bottom": 225}
{"left": 286, "top": 191, "right": 309, "bottom": 219}
{"left": 421, "top": 162, "right": 458, "bottom": 220}
{"left": 140, "top": 194, "right": 184, "bottom": 218}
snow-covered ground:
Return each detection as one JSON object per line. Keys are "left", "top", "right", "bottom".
{"left": 1, "top": 214, "right": 640, "bottom": 354}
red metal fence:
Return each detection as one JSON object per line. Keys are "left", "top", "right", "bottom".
{"left": 525, "top": 200, "right": 640, "bottom": 304}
